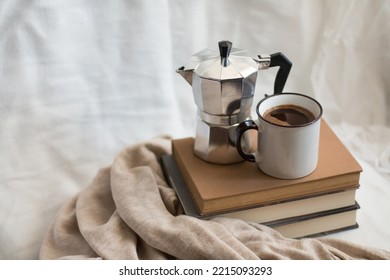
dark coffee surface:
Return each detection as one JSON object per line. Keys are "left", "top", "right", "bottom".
{"left": 263, "top": 104, "right": 315, "bottom": 126}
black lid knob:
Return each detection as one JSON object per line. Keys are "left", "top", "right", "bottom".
{"left": 219, "top": 41, "right": 232, "bottom": 59}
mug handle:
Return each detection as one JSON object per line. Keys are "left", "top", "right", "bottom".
{"left": 235, "top": 120, "right": 258, "bottom": 162}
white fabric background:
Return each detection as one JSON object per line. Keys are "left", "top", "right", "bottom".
{"left": 0, "top": 0, "right": 389, "bottom": 259}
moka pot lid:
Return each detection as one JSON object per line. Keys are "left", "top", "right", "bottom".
{"left": 181, "top": 40, "right": 259, "bottom": 81}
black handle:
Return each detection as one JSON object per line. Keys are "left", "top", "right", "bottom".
{"left": 219, "top": 41, "right": 232, "bottom": 67}
{"left": 219, "top": 40, "right": 232, "bottom": 59}
{"left": 269, "top": 52, "right": 292, "bottom": 94}
{"left": 235, "top": 120, "right": 258, "bottom": 162}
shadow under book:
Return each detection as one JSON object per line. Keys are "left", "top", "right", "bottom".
{"left": 161, "top": 120, "right": 362, "bottom": 239}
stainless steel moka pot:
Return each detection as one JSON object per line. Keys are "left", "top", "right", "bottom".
{"left": 177, "top": 41, "right": 292, "bottom": 164}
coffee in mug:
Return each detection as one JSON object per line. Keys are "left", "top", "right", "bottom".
{"left": 263, "top": 104, "right": 315, "bottom": 126}
{"left": 235, "top": 93, "right": 323, "bottom": 179}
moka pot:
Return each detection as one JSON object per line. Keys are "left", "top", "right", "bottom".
{"left": 177, "top": 40, "right": 292, "bottom": 164}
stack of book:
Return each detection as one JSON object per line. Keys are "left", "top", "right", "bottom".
{"left": 161, "top": 120, "right": 362, "bottom": 238}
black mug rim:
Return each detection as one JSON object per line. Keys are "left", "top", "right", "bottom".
{"left": 256, "top": 92, "right": 323, "bottom": 128}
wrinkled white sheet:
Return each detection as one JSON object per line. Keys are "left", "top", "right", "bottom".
{"left": 1, "top": 0, "right": 389, "bottom": 259}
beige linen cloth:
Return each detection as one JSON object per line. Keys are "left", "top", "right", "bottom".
{"left": 39, "top": 137, "right": 390, "bottom": 260}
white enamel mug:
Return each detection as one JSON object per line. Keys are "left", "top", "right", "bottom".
{"left": 235, "top": 93, "right": 323, "bottom": 179}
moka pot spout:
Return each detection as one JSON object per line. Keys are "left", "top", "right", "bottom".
{"left": 176, "top": 66, "right": 193, "bottom": 85}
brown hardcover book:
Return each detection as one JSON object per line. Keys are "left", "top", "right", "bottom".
{"left": 172, "top": 120, "right": 362, "bottom": 214}
{"left": 161, "top": 154, "right": 358, "bottom": 222}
